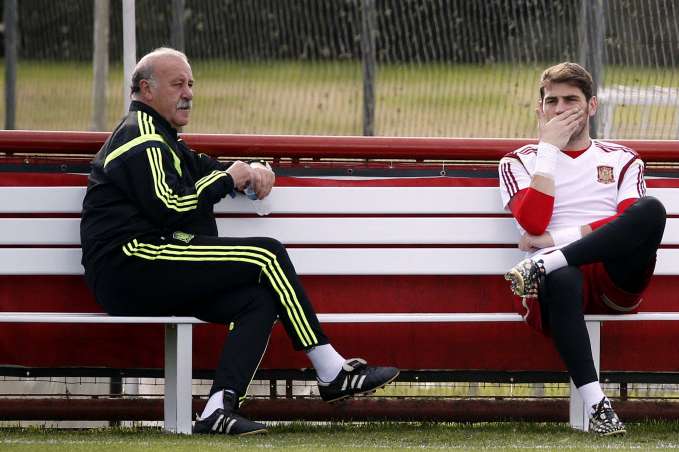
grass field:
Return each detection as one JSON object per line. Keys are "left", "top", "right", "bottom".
{"left": 2, "top": 60, "right": 679, "bottom": 139}
{"left": 2, "top": 421, "right": 679, "bottom": 451}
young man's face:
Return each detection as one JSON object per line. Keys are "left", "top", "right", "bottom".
{"left": 541, "top": 81, "right": 597, "bottom": 139}
{"left": 142, "top": 55, "right": 194, "bottom": 129}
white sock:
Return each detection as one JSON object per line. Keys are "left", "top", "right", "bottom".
{"left": 200, "top": 389, "right": 225, "bottom": 419}
{"left": 306, "top": 343, "right": 345, "bottom": 383}
{"left": 535, "top": 250, "right": 568, "bottom": 275}
{"left": 578, "top": 381, "right": 607, "bottom": 413}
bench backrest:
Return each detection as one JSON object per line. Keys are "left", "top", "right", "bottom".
{"left": 2, "top": 183, "right": 679, "bottom": 275}
{"left": 2, "top": 178, "right": 679, "bottom": 372}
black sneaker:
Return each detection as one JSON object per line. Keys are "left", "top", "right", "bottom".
{"left": 589, "top": 398, "right": 626, "bottom": 436}
{"left": 504, "top": 258, "right": 545, "bottom": 298}
{"left": 317, "top": 358, "right": 399, "bottom": 403}
{"left": 193, "top": 391, "right": 267, "bottom": 436}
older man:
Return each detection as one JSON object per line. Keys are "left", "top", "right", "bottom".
{"left": 80, "top": 47, "right": 398, "bottom": 435}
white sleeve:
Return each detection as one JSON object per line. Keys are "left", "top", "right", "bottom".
{"left": 617, "top": 158, "right": 646, "bottom": 204}
{"left": 498, "top": 157, "right": 532, "bottom": 209}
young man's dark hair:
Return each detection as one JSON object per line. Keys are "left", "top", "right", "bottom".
{"left": 540, "top": 62, "right": 595, "bottom": 101}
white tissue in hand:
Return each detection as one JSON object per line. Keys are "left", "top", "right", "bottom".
{"left": 252, "top": 198, "right": 271, "bottom": 216}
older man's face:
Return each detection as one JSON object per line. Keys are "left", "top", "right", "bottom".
{"left": 145, "top": 55, "right": 193, "bottom": 129}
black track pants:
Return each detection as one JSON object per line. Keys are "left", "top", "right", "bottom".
{"left": 541, "top": 196, "right": 666, "bottom": 387}
{"left": 90, "top": 234, "right": 329, "bottom": 397}
{"left": 561, "top": 196, "right": 666, "bottom": 292}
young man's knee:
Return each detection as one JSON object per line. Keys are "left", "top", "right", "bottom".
{"left": 633, "top": 196, "right": 666, "bottom": 229}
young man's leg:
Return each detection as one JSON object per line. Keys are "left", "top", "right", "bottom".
{"left": 505, "top": 196, "right": 665, "bottom": 298}
{"left": 508, "top": 197, "right": 665, "bottom": 435}
{"left": 541, "top": 267, "right": 597, "bottom": 388}
{"left": 535, "top": 266, "right": 626, "bottom": 436}
{"left": 533, "top": 196, "right": 665, "bottom": 280}
{"left": 560, "top": 196, "right": 665, "bottom": 287}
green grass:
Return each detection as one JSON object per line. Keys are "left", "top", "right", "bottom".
{"left": 1, "top": 421, "right": 679, "bottom": 451}
{"left": 2, "top": 60, "right": 679, "bottom": 138}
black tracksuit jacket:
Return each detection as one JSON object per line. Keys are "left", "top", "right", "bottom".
{"left": 80, "top": 101, "right": 235, "bottom": 287}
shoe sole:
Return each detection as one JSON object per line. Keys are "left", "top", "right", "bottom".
{"left": 193, "top": 427, "right": 268, "bottom": 436}
{"left": 236, "top": 428, "right": 268, "bottom": 436}
{"left": 597, "top": 428, "right": 626, "bottom": 437}
{"left": 324, "top": 370, "right": 400, "bottom": 403}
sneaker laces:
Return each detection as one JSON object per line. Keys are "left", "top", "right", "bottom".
{"left": 593, "top": 398, "right": 614, "bottom": 418}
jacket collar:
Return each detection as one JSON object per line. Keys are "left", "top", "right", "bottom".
{"left": 129, "top": 100, "right": 179, "bottom": 140}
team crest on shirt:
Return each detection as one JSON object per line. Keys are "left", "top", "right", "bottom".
{"left": 596, "top": 165, "right": 615, "bottom": 184}
{"left": 172, "top": 231, "right": 195, "bottom": 243}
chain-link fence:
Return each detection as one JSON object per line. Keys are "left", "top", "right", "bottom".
{"left": 3, "top": 0, "right": 679, "bottom": 138}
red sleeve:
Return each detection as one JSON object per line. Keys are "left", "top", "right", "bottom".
{"left": 508, "top": 188, "right": 554, "bottom": 235}
{"left": 588, "top": 198, "right": 638, "bottom": 231}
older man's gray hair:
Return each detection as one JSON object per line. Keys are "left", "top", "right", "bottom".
{"left": 130, "top": 47, "right": 189, "bottom": 97}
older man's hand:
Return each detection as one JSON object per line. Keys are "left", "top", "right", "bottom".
{"left": 249, "top": 161, "right": 275, "bottom": 199}
{"left": 225, "top": 160, "right": 252, "bottom": 192}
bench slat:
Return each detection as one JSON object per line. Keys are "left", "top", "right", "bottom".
{"left": 1, "top": 312, "right": 678, "bottom": 323}
{"left": 5, "top": 216, "right": 679, "bottom": 246}
{"left": 4, "top": 247, "right": 679, "bottom": 276}
{"left": 0, "top": 218, "right": 80, "bottom": 245}
{"left": 0, "top": 217, "right": 522, "bottom": 245}
{"left": 0, "top": 187, "right": 86, "bottom": 214}
{"left": 0, "top": 186, "right": 505, "bottom": 214}
{"left": 0, "top": 312, "right": 203, "bottom": 323}
{"left": 2, "top": 186, "right": 678, "bottom": 214}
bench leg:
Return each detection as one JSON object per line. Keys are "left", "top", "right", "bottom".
{"left": 164, "top": 324, "right": 193, "bottom": 434}
{"left": 569, "top": 321, "right": 601, "bottom": 431}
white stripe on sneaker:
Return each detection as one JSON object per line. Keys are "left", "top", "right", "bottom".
{"left": 357, "top": 374, "right": 367, "bottom": 389}
{"left": 225, "top": 417, "right": 237, "bottom": 434}
{"left": 212, "top": 414, "right": 224, "bottom": 431}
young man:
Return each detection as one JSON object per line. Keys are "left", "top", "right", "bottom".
{"left": 499, "top": 62, "right": 666, "bottom": 436}
{"left": 80, "top": 47, "right": 399, "bottom": 436}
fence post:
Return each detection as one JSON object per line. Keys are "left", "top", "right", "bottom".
{"left": 4, "top": 0, "right": 18, "bottom": 130}
{"left": 171, "top": 0, "right": 185, "bottom": 52}
{"left": 91, "top": 0, "right": 110, "bottom": 131}
{"left": 578, "top": 0, "right": 605, "bottom": 138}
{"left": 122, "top": 0, "right": 137, "bottom": 113}
{"left": 361, "top": 0, "right": 377, "bottom": 136}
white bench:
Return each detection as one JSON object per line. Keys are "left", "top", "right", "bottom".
{"left": 2, "top": 183, "right": 679, "bottom": 433}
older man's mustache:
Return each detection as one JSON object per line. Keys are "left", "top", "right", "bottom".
{"left": 177, "top": 100, "right": 192, "bottom": 110}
